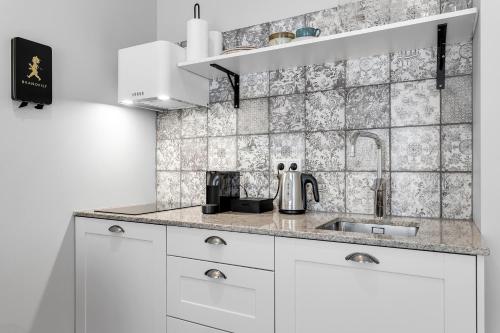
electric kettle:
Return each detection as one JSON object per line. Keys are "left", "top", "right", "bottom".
{"left": 277, "top": 163, "right": 320, "bottom": 214}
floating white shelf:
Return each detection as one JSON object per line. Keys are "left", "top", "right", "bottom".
{"left": 178, "top": 8, "right": 477, "bottom": 78}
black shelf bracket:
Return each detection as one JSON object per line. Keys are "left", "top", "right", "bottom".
{"left": 436, "top": 23, "right": 448, "bottom": 90}
{"left": 210, "top": 64, "right": 240, "bottom": 108}
{"left": 18, "top": 101, "right": 28, "bottom": 108}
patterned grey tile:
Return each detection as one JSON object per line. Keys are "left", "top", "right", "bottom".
{"left": 391, "top": 172, "right": 440, "bottom": 218}
{"left": 270, "top": 66, "right": 306, "bottom": 96}
{"left": 391, "top": 47, "right": 436, "bottom": 82}
{"left": 270, "top": 94, "right": 306, "bottom": 133}
{"left": 442, "top": 173, "right": 472, "bottom": 219}
{"left": 306, "top": 131, "right": 345, "bottom": 171}
{"left": 346, "top": 54, "right": 390, "bottom": 87}
{"left": 337, "top": 2, "right": 359, "bottom": 32}
{"left": 238, "top": 98, "right": 269, "bottom": 135}
{"left": 241, "top": 72, "right": 269, "bottom": 99}
{"left": 338, "top": 0, "right": 391, "bottom": 31}
{"left": 346, "top": 85, "right": 390, "bottom": 129}
{"left": 157, "top": 110, "right": 182, "bottom": 140}
{"left": 305, "top": 61, "right": 345, "bottom": 92}
{"left": 306, "top": 90, "right": 345, "bottom": 131}
{"left": 442, "top": 124, "right": 472, "bottom": 171}
{"left": 209, "top": 76, "right": 233, "bottom": 103}
{"left": 391, "top": 126, "right": 440, "bottom": 171}
{"left": 241, "top": 172, "right": 270, "bottom": 198}
{"left": 238, "top": 23, "right": 270, "bottom": 48}
{"left": 446, "top": 41, "right": 473, "bottom": 77}
{"left": 181, "top": 171, "right": 205, "bottom": 207}
{"left": 441, "top": 0, "right": 472, "bottom": 13}
{"left": 270, "top": 132, "right": 306, "bottom": 174}
{"left": 208, "top": 136, "right": 237, "bottom": 171}
{"left": 269, "top": 15, "right": 306, "bottom": 34}
{"left": 208, "top": 102, "right": 237, "bottom": 137}
{"left": 442, "top": 75, "right": 472, "bottom": 124}
{"left": 238, "top": 135, "right": 269, "bottom": 172}
{"left": 390, "top": 0, "right": 440, "bottom": 22}
{"left": 305, "top": 7, "right": 343, "bottom": 36}
{"left": 347, "top": 172, "right": 388, "bottom": 214}
{"left": 391, "top": 79, "right": 440, "bottom": 126}
{"left": 157, "top": 171, "right": 181, "bottom": 209}
{"left": 157, "top": 139, "right": 181, "bottom": 171}
{"left": 222, "top": 29, "right": 239, "bottom": 50}
{"left": 181, "top": 137, "right": 207, "bottom": 171}
{"left": 181, "top": 107, "right": 207, "bottom": 138}
{"left": 359, "top": 0, "right": 391, "bottom": 28}
{"left": 347, "top": 129, "right": 390, "bottom": 171}
{"left": 308, "top": 172, "right": 345, "bottom": 213}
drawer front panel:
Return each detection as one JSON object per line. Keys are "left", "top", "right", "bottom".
{"left": 167, "top": 256, "right": 274, "bottom": 333}
{"left": 167, "top": 317, "right": 225, "bottom": 333}
{"left": 167, "top": 226, "right": 274, "bottom": 270}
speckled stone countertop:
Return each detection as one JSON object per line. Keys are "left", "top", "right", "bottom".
{"left": 75, "top": 207, "right": 490, "bottom": 256}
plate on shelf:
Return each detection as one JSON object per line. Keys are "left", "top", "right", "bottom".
{"left": 222, "top": 46, "right": 257, "bottom": 55}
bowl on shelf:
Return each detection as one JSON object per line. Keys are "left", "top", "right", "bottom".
{"left": 268, "top": 32, "right": 295, "bottom": 46}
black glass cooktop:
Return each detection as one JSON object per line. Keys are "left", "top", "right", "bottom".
{"left": 95, "top": 203, "right": 195, "bottom": 215}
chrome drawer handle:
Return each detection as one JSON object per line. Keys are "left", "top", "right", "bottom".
{"left": 108, "top": 225, "right": 125, "bottom": 233}
{"left": 345, "top": 252, "right": 380, "bottom": 265}
{"left": 205, "top": 269, "right": 227, "bottom": 280}
{"left": 205, "top": 236, "right": 227, "bottom": 246}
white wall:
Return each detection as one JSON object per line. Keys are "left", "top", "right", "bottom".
{"left": 157, "top": 0, "right": 347, "bottom": 41}
{"left": 473, "top": 0, "right": 500, "bottom": 332}
{"left": 0, "top": 1, "right": 157, "bottom": 333}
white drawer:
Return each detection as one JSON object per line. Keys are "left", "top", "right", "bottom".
{"left": 167, "top": 256, "right": 274, "bottom": 333}
{"left": 167, "top": 317, "right": 225, "bottom": 333}
{"left": 167, "top": 226, "right": 274, "bottom": 270}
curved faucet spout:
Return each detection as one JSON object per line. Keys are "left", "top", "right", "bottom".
{"left": 350, "top": 131, "right": 382, "bottom": 157}
{"left": 349, "top": 131, "right": 386, "bottom": 218}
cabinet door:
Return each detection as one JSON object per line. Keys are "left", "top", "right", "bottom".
{"left": 75, "top": 218, "right": 166, "bottom": 333}
{"left": 276, "top": 237, "right": 476, "bottom": 333}
{"left": 167, "top": 317, "right": 226, "bottom": 333}
{"left": 167, "top": 256, "right": 274, "bottom": 333}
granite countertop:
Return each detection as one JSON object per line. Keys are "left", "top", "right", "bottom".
{"left": 75, "top": 207, "right": 490, "bottom": 256}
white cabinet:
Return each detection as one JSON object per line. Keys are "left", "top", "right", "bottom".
{"left": 167, "top": 256, "right": 274, "bottom": 333}
{"left": 167, "top": 317, "right": 226, "bottom": 333}
{"left": 167, "top": 226, "right": 274, "bottom": 270}
{"left": 75, "top": 218, "right": 166, "bottom": 333}
{"left": 275, "top": 237, "right": 476, "bottom": 333}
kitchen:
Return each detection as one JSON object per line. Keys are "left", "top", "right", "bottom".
{"left": 0, "top": 0, "right": 499, "bottom": 333}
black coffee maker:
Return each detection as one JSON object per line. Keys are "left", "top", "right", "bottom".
{"left": 202, "top": 171, "right": 240, "bottom": 214}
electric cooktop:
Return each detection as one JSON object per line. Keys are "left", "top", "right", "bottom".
{"left": 95, "top": 203, "right": 195, "bottom": 215}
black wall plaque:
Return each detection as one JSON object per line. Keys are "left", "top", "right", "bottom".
{"left": 11, "top": 37, "right": 52, "bottom": 106}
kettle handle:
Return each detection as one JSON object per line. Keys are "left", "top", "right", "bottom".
{"left": 301, "top": 174, "right": 320, "bottom": 209}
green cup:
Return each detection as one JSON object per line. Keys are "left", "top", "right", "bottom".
{"left": 296, "top": 27, "right": 321, "bottom": 38}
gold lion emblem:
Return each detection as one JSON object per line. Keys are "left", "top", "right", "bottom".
{"left": 27, "top": 56, "right": 42, "bottom": 81}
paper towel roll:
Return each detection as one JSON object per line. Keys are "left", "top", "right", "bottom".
{"left": 187, "top": 18, "right": 208, "bottom": 61}
{"left": 208, "top": 31, "right": 223, "bottom": 57}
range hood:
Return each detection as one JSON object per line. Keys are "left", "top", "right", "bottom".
{"left": 118, "top": 41, "right": 208, "bottom": 111}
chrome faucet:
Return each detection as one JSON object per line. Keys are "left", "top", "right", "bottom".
{"left": 350, "top": 131, "right": 386, "bottom": 218}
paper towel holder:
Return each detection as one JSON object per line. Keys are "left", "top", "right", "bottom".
{"left": 194, "top": 3, "right": 200, "bottom": 19}
{"left": 210, "top": 64, "right": 240, "bottom": 109}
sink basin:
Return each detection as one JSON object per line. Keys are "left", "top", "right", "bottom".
{"left": 316, "top": 218, "right": 419, "bottom": 237}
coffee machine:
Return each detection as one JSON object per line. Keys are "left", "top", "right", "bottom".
{"left": 202, "top": 171, "right": 240, "bottom": 214}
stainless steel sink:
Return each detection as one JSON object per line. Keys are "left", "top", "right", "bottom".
{"left": 316, "top": 218, "right": 419, "bottom": 237}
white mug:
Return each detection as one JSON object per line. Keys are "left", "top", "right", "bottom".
{"left": 208, "top": 31, "right": 223, "bottom": 57}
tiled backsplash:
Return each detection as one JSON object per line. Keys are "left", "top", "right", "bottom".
{"left": 157, "top": 0, "right": 473, "bottom": 219}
